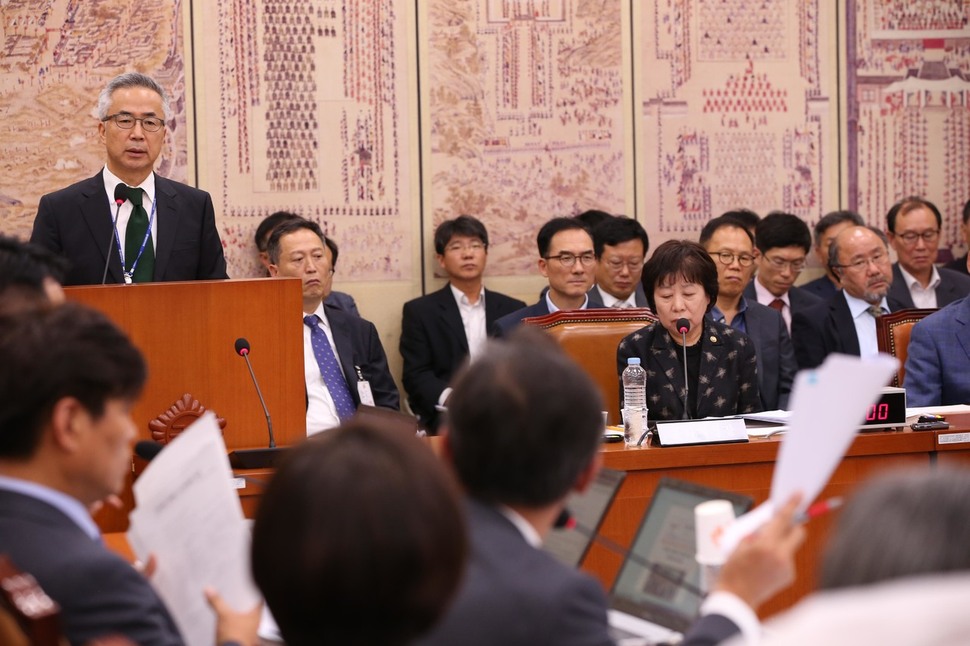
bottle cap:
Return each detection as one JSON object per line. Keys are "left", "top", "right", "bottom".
{"left": 626, "top": 357, "right": 641, "bottom": 365}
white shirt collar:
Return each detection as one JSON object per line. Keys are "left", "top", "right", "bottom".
{"left": 498, "top": 505, "right": 543, "bottom": 548}
{"left": 597, "top": 285, "right": 636, "bottom": 308}
{"left": 898, "top": 263, "right": 941, "bottom": 291}
{"left": 449, "top": 283, "right": 485, "bottom": 308}
{"left": 843, "top": 290, "right": 888, "bottom": 318}
{"left": 102, "top": 166, "right": 156, "bottom": 203}
{"left": 544, "top": 291, "right": 588, "bottom": 313}
{"left": 753, "top": 277, "right": 788, "bottom": 307}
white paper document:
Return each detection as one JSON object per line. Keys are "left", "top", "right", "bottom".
{"left": 127, "top": 412, "right": 260, "bottom": 646}
{"left": 719, "top": 353, "right": 899, "bottom": 557}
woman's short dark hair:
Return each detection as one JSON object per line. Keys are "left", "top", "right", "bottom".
{"left": 820, "top": 467, "right": 970, "bottom": 590}
{"left": 251, "top": 422, "right": 467, "bottom": 646}
{"left": 640, "top": 239, "right": 719, "bottom": 313}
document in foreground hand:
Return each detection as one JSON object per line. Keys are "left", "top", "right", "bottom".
{"left": 719, "top": 353, "right": 898, "bottom": 557}
{"left": 127, "top": 412, "right": 260, "bottom": 646}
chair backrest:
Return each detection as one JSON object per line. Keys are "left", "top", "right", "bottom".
{"left": 523, "top": 308, "right": 658, "bottom": 423}
{"left": 0, "top": 554, "right": 64, "bottom": 646}
{"left": 875, "top": 308, "right": 936, "bottom": 387}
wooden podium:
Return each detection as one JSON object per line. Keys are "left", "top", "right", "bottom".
{"left": 66, "top": 278, "right": 307, "bottom": 531}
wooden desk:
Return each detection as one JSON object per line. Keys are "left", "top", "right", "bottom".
{"left": 581, "top": 429, "right": 937, "bottom": 618}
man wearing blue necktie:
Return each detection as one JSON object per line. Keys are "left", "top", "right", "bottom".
{"left": 267, "top": 218, "right": 399, "bottom": 434}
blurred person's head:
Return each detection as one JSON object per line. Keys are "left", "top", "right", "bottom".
{"left": 536, "top": 218, "right": 595, "bottom": 310}
{"left": 754, "top": 212, "right": 812, "bottom": 297}
{"left": 886, "top": 197, "right": 943, "bottom": 280}
{"left": 252, "top": 421, "right": 467, "bottom": 646}
{"left": 255, "top": 211, "right": 303, "bottom": 272}
{"left": 813, "top": 211, "right": 865, "bottom": 282}
{"left": 829, "top": 226, "right": 892, "bottom": 305}
{"left": 820, "top": 467, "right": 970, "bottom": 590}
{"left": 592, "top": 217, "right": 649, "bottom": 302}
{"left": 445, "top": 327, "right": 603, "bottom": 509}
{"left": 699, "top": 217, "right": 756, "bottom": 306}
{"left": 0, "top": 235, "right": 67, "bottom": 313}
{"left": 433, "top": 215, "right": 489, "bottom": 286}
{"left": 0, "top": 304, "right": 146, "bottom": 507}
{"left": 641, "top": 239, "right": 718, "bottom": 345}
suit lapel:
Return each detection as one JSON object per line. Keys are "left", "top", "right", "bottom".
{"left": 832, "top": 294, "right": 861, "bottom": 355}
{"left": 78, "top": 174, "right": 124, "bottom": 283}
{"left": 888, "top": 264, "right": 916, "bottom": 309}
{"left": 153, "top": 174, "right": 180, "bottom": 281}
{"left": 438, "top": 286, "right": 469, "bottom": 352}
{"left": 326, "top": 307, "right": 360, "bottom": 405}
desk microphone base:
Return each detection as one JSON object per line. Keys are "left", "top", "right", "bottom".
{"left": 227, "top": 447, "right": 286, "bottom": 469}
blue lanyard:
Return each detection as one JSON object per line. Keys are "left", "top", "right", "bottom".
{"left": 113, "top": 192, "right": 157, "bottom": 284}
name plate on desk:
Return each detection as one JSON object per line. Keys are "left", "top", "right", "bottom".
{"left": 653, "top": 417, "right": 749, "bottom": 447}
{"left": 938, "top": 432, "right": 970, "bottom": 446}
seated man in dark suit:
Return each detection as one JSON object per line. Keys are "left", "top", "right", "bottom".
{"left": 255, "top": 211, "right": 359, "bottom": 315}
{"left": 943, "top": 199, "right": 970, "bottom": 276}
{"left": 420, "top": 329, "right": 804, "bottom": 646}
{"left": 801, "top": 210, "right": 864, "bottom": 301}
{"left": 792, "top": 226, "right": 906, "bottom": 369}
{"left": 0, "top": 304, "right": 186, "bottom": 645}
{"left": 400, "top": 215, "right": 524, "bottom": 432}
{"left": 744, "top": 212, "right": 822, "bottom": 335}
{"left": 904, "top": 254, "right": 970, "bottom": 407}
{"left": 493, "top": 217, "right": 596, "bottom": 334}
{"left": 267, "top": 219, "right": 399, "bottom": 435}
{"left": 587, "top": 216, "right": 651, "bottom": 309}
{"left": 700, "top": 217, "right": 796, "bottom": 410}
{"left": 31, "top": 72, "right": 227, "bottom": 285}
{"left": 885, "top": 196, "right": 970, "bottom": 309}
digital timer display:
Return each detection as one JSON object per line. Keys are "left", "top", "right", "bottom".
{"left": 860, "top": 387, "right": 907, "bottom": 429}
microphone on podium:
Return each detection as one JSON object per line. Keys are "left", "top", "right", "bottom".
{"left": 101, "top": 184, "right": 129, "bottom": 285}
{"left": 676, "top": 318, "right": 691, "bottom": 420}
{"left": 227, "top": 337, "right": 285, "bottom": 469}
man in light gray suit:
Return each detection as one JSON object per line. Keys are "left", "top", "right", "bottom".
{"left": 700, "top": 216, "right": 796, "bottom": 410}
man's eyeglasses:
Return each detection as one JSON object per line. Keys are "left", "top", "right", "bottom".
{"left": 545, "top": 252, "right": 596, "bottom": 267}
{"left": 102, "top": 113, "right": 166, "bottom": 132}
{"left": 893, "top": 230, "right": 939, "bottom": 245}
{"left": 604, "top": 258, "right": 645, "bottom": 272}
{"left": 444, "top": 242, "right": 486, "bottom": 254}
{"left": 833, "top": 251, "right": 889, "bottom": 272}
{"left": 764, "top": 254, "right": 806, "bottom": 273}
{"left": 710, "top": 251, "right": 755, "bottom": 267}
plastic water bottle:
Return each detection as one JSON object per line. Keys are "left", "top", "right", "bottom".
{"left": 622, "top": 357, "right": 648, "bottom": 446}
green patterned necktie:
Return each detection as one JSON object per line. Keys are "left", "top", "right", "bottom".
{"left": 124, "top": 186, "right": 155, "bottom": 283}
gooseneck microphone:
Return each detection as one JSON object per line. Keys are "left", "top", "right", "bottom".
{"left": 676, "top": 318, "right": 691, "bottom": 420}
{"left": 102, "top": 184, "right": 129, "bottom": 284}
{"left": 235, "top": 337, "right": 276, "bottom": 448}
{"left": 555, "top": 508, "right": 704, "bottom": 598}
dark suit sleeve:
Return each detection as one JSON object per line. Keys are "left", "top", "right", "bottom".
{"left": 681, "top": 613, "right": 742, "bottom": 646}
{"left": 775, "top": 319, "right": 797, "bottom": 409}
{"left": 400, "top": 300, "right": 449, "bottom": 415}
{"left": 358, "top": 318, "right": 401, "bottom": 410}
{"left": 197, "top": 191, "right": 229, "bottom": 279}
{"left": 902, "top": 318, "right": 941, "bottom": 407}
{"left": 62, "top": 552, "right": 183, "bottom": 646}
{"left": 791, "top": 309, "right": 826, "bottom": 370}
{"left": 549, "top": 574, "right": 614, "bottom": 646}
{"left": 30, "top": 195, "right": 64, "bottom": 255}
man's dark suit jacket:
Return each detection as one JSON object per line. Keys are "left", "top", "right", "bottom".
{"left": 944, "top": 253, "right": 969, "bottom": 276}
{"left": 326, "top": 304, "right": 400, "bottom": 410}
{"left": 400, "top": 285, "right": 524, "bottom": 430}
{"left": 800, "top": 275, "right": 839, "bottom": 301}
{"left": 791, "top": 290, "right": 907, "bottom": 369}
{"left": 418, "top": 498, "right": 742, "bottom": 646}
{"left": 616, "top": 319, "right": 762, "bottom": 420}
{"left": 492, "top": 299, "right": 552, "bottom": 336}
{"left": 0, "top": 489, "right": 183, "bottom": 646}
{"left": 886, "top": 263, "right": 970, "bottom": 309}
{"left": 743, "top": 281, "right": 823, "bottom": 319}
{"left": 716, "top": 301, "right": 796, "bottom": 410}
{"left": 586, "top": 283, "right": 649, "bottom": 308}
{"left": 30, "top": 172, "right": 228, "bottom": 285}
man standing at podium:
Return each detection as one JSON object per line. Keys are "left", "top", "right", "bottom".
{"left": 268, "top": 218, "right": 399, "bottom": 434}
{"left": 31, "top": 72, "right": 227, "bottom": 285}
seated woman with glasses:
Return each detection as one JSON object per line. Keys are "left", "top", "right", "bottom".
{"left": 616, "top": 239, "right": 762, "bottom": 421}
